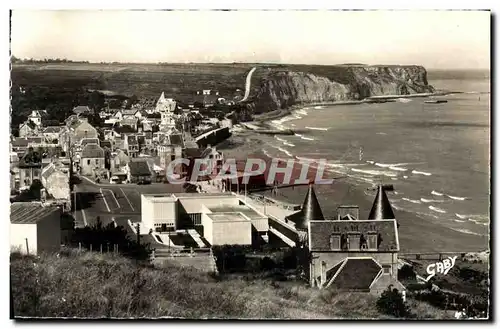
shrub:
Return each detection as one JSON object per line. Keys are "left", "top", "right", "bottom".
{"left": 376, "top": 286, "right": 411, "bottom": 318}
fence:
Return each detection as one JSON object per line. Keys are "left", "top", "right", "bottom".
{"left": 75, "top": 242, "right": 121, "bottom": 254}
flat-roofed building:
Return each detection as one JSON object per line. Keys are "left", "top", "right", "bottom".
{"left": 10, "top": 203, "right": 62, "bottom": 255}
{"left": 141, "top": 192, "right": 269, "bottom": 246}
{"left": 201, "top": 212, "right": 252, "bottom": 246}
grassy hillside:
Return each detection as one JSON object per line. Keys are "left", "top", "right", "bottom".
{"left": 10, "top": 251, "right": 450, "bottom": 319}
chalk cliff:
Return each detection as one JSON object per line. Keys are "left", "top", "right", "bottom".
{"left": 245, "top": 65, "right": 435, "bottom": 113}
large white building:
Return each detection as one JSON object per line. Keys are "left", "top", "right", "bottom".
{"left": 141, "top": 192, "right": 269, "bottom": 246}
{"left": 10, "top": 203, "right": 62, "bottom": 255}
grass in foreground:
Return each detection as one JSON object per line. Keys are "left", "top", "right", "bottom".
{"left": 10, "top": 251, "right": 449, "bottom": 319}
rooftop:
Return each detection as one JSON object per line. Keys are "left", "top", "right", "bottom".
{"left": 81, "top": 144, "right": 105, "bottom": 159}
{"left": 208, "top": 204, "right": 265, "bottom": 220}
{"left": 10, "top": 202, "right": 61, "bottom": 224}
{"left": 128, "top": 161, "right": 151, "bottom": 176}
{"left": 207, "top": 212, "right": 249, "bottom": 222}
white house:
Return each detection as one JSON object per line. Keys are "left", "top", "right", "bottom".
{"left": 10, "top": 202, "right": 62, "bottom": 255}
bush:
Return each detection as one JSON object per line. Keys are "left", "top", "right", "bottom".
{"left": 376, "top": 286, "right": 411, "bottom": 318}
{"left": 398, "top": 264, "right": 416, "bottom": 281}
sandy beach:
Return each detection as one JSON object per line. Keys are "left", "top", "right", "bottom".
{"left": 218, "top": 129, "right": 489, "bottom": 254}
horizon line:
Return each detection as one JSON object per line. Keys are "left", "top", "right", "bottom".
{"left": 10, "top": 57, "right": 490, "bottom": 71}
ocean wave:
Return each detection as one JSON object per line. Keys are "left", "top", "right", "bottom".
{"left": 306, "top": 126, "right": 329, "bottom": 131}
{"left": 402, "top": 197, "right": 422, "bottom": 204}
{"left": 376, "top": 132, "right": 387, "bottom": 135}
{"left": 421, "top": 198, "right": 444, "bottom": 203}
{"left": 397, "top": 98, "right": 412, "bottom": 103}
{"left": 301, "top": 136, "right": 315, "bottom": 141}
{"left": 294, "top": 133, "right": 302, "bottom": 137}
{"left": 295, "top": 156, "right": 316, "bottom": 163}
{"left": 450, "top": 228, "right": 484, "bottom": 237}
{"left": 453, "top": 219, "right": 466, "bottom": 223}
{"left": 431, "top": 190, "right": 444, "bottom": 196}
{"left": 277, "top": 147, "right": 293, "bottom": 157}
{"left": 403, "top": 176, "right": 408, "bottom": 179}
{"left": 366, "top": 160, "right": 375, "bottom": 164}
{"left": 375, "top": 162, "right": 412, "bottom": 168}
{"left": 389, "top": 166, "right": 407, "bottom": 172}
{"left": 275, "top": 136, "right": 286, "bottom": 142}
{"left": 412, "top": 170, "right": 432, "bottom": 176}
{"left": 314, "top": 106, "right": 324, "bottom": 109}
{"left": 283, "top": 142, "right": 295, "bottom": 147}
{"left": 296, "top": 109, "right": 308, "bottom": 116}
{"left": 447, "top": 195, "right": 467, "bottom": 201}
{"left": 429, "top": 205, "right": 447, "bottom": 214}
{"left": 294, "top": 115, "right": 303, "bottom": 119}
{"left": 351, "top": 168, "right": 398, "bottom": 177}
{"left": 391, "top": 178, "right": 398, "bottom": 181}
{"left": 263, "top": 149, "right": 271, "bottom": 158}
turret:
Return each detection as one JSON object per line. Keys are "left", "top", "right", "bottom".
{"left": 368, "top": 185, "right": 395, "bottom": 220}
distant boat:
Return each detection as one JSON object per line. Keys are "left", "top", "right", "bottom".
{"left": 424, "top": 99, "right": 448, "bottom": 104}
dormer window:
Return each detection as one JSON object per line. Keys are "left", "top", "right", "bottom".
{"left": 347, "top": 232, "right": 361, "bottom": 251}
{"left": 329, "top": 233, "right": 341, "bottom": 250}
{"left": 367, "top": 233, "right": 378, "bottom": 250}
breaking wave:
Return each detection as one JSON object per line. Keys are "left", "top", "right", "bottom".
{"left": 389, "top": 166, "right": 408, "bottom": 172}
{"left": 283, "top": 142, "right": 295, "bottom": 147}
{"left": 429, "top": 205, "right": 447, "bottom": 214}
{"left": 296, "top": 109, "right": 308, "bottom": 116}
{"left": 295, "top": 156, "right": 316, "bottom": 163}
{"left": 412, "top": 170, "right": 432, "bottom": 176}
{"left": 301, "top": 136, "right": 315, "bottom": 141}
{"left": 277, "top": 147, "right": 293, "bottom": 157}
{"left": 450, "top": 228, "right": 484, "bottom": 236}
{"left": 453, "top": 219, "right": 466, "bottom": 223}
{"left": 447, "top": 195, "right": 467, "bottom": 201}
{"left": 275, "top": 136, "right": 286, "bottom": 142}
{"left": 403, "top": 176, "right": 409, "bottom": 179}
{"left": 431, "top": 190, "right": 444, "bottom": 196}
{"left": 351, "top": 168, "right": 398, "bottom": 177}
{"left": 402, "top": 197, "right": 422, "bottom": 204}
{"left": 306, "top": 126, "right": 329, "bottom": 131}
{"left": 421, "top": 198, "right": 444, "bottom": 203}
{"left": 294, "top": 133, "right": 302, "bottom": 137}
{"left": 314, "top": 106, "right": 324, "bottom": 109}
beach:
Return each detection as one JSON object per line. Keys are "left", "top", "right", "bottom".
{"left": 218, "top": 82, "right": 490, "bottom": 253}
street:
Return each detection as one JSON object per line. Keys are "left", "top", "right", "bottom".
{"left": 73, "top": 177, "right": 185, "bottom": 228}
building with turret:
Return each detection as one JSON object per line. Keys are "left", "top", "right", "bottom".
{"left": 286, "top": 184, "right": 404, "bottom": 295}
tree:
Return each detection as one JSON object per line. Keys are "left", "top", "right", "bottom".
{"left": 376, "top": 286, "right": 411, "bottom": 318}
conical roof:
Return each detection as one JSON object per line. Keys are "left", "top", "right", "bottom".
{"left": 368, "top": 185, "right": 395, "bottom": 220}
{"left": 294, "top": 184, "right": 324, "bottom": 230}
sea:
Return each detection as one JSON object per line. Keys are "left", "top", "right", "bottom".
{"left": 256, "top": 70, "right": 490, "bottom": 238}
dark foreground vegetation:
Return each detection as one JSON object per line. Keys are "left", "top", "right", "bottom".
{"left": 10, "top": 251, "right": 454, "bottom": 319}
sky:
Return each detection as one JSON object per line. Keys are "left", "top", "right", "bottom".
{"left": 10, "top": 10, "right": 491, "bottom": 69}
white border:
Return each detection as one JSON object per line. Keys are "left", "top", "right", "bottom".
{"left": 2, "top": 1, "right": 497, "bottom": 327}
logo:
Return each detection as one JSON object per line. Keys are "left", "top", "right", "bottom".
{"left": 425, "top": 256, "right": 457, "bottom": 282}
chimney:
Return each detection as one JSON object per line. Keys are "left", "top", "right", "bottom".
{"left": 368, "top": 185, "right": 395, "bottom": 220}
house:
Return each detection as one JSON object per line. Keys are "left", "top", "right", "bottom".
{"left": 120, "top": 118, "right": 139, "bottom": 131}
{"left": 10, "top": 202, "right": 61, "bottom": 255}
{"left": 42, "top": 126, "right": 63, "bottom": 142}
{"left": 158, "top": 144, "right": 183, "bottom": 176}
{"left": 73, "top": 105, "right": 92, "bottom": 115}
{"left": 18, "top": 149, "right": 43, "bottom": 190}
{"left": 200, "top": 145, "right": 224, "bottom": 176}
{"left": 122, "top": 109, "right": 142, "bottom": 120}
{"left": 41, "top": 162, "right": 70, "bottom": 211}
{"left": 80, "top": 138, "right": 100, "bottom": 148}
{"left": 19, "top": 120, "right": 37, "bottom": 137}
{"left": 127, "top": 160, "right": 152, "bottom": 184}
{"left": 123, "top": 134, "right": 139, "bottom": 158}
{"left": 110, "top": 149, "right": 130, "bottom": 173}
{"left": 80, "top": 143, "right": 105, "bottom": 176}
{"left": 72, "top": 119, "right": 99, "bottom": 144}
{"left": 112, "top": 110, "right": 123, "bottom": 121}
{"left": 155, "top": 92, "right": 176, "bottom": 113}
{"left": 194, "top": 94, "right": 219, "bottom": 108}
{"left": 288, "top": 184, "right": 404, "bottom": 295}
{"left": 11, "top": 137, "right": 30, "bottom": 153}
{"left": 28, "top": 110, "right": 42, "bottom": 126}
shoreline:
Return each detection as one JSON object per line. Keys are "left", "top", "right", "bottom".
{"left": 219, "top": 95, "right": 489, "bottom": 253}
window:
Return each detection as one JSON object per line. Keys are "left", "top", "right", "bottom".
{"left": 96, "top": 159, "right": 99, "bottom": 165}
{"left": 360, "top": 234, "right": 368, "bottom": 250}
{"left": 367, "top": 233, "right": 378, "bottom": 250}
{"left": 87, "top": 160, "right": 91, "bottom": 165}
{"left": 348, "top": 234, "right": 360, "bottom": 251}
{"left": 383, "top": 265, "right": 391, "bottom": 274}
{"left": 329, "top": 234, "right": 341, "bottom": 250}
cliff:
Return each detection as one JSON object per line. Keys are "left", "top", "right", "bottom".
{"left": 245, "top": 65, "right": 435, "bottom": 113}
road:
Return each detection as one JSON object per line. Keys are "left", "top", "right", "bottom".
{"left": 240, "top": 67, "right": 256, "bottom": 102}
{"left": 73, "top": 177, "right": 184, "bottom": 228}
